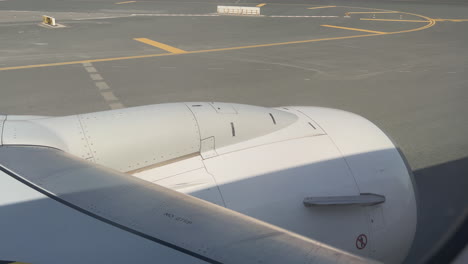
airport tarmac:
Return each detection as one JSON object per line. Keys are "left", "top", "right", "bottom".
{"left": 0, "top": 0, "right": 467, "bottom": 263}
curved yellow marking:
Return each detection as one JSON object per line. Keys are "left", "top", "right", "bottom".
{"left": 434, "top": 18, "right": 468, "bottom": 22}
{"left": 384, "top": 11, "right": 436, "bottom": 35}
{"left": 0, "top": 5, "right": 437, "bottom": 71}
{"left": 360, "top": 18, "right": 428, "bottom": 23}
{"left": 340, "top": 6, "right": 436, "bottom": 35}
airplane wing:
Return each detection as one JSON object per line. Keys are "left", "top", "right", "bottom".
{"left": 0, "top": 145, "right": 379, "bottom": 264}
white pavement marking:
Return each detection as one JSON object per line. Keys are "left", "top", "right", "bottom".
{"left": 85, "top": 66, "right": 97, "bottom": 73}
{"left": 90, "top": 73, "right": 104, "bottom": 81}
{"left": 73, "top": 16, "right": 124, "bottom": 20}
{"left": 131, "top": 13, "right": 219, "bottom": 17}
{"left": 95, "top": 81, "right": 110, "bottom": 90}
{"left": 130, "top": 14, "right": 338, "bottom": 18}
{"left": 109, "top": 102, "right": 125, "bottom": 109}
{"left": 82, "top": 62, "right": 124, "bottom": 109}
{"left": 101, "top": 91, "right": 118, "bottom": 101}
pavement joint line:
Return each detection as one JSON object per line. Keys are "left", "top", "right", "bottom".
{"left": 360, "top": 18, "right": 429, "bottom": 23}
{"left": 256, "top": 3, "right": 266, "bottom": 7}
{"left": 346, "top": 11, "right": 398, "bottom": 14}
{"left": 0, "top": 8, "right": 436, "bottom": 72}
{"left": 134, "top": 38, "right": 187, "bottom": 54}
{"left": 321, "top": 24, "right": 386, "bottom": 34}
{"left": 307, "top": 6, "right": 336, "bottom": 10}
{"left": 115, "top": 1, "right": 136, "bottom": 4}
{"left": 81, "top": 62, "right": 125, "bottom": 110}
{"left": 269, "top": 15, "right": 339, "bottom": 18}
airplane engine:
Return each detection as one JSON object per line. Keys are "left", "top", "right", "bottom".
{"left": 0, "top": 102, "right": 416, "bottom": 263}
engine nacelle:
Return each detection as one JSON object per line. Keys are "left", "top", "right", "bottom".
{"left": 0, "top": 103, "right": 416, "bottom": 263}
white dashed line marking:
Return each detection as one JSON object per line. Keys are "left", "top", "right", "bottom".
{"left": 109, "top": 102, "right": 125, "bottom": 109}
{"left": 85, "top": 66, "right": 97, "bottom": 73}
{"left": 101, "top": 91, "right": 118, "bottom": 101}
{"left": 95, "top": 81, "right": 110, "bottom": 90}
{"left": 82, "top": 62, "right": 124, "bottom": 109}
{"left": 73, "top": 16, "right": 124, "bottom": 20}
{"left": 90, "top": 73, "right": 104, "bottom": 81}
{"left": 131, "top": 13, "right": 219, "bottom": 17}
{"left": 127, "top": 14, "right": 337, "bottom": 18}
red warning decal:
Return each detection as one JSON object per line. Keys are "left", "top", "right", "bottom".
{"left": 356, "top": 234, "right": 367, "bottom": 250}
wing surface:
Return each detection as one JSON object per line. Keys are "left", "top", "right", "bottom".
{"left": 0, "top": 146, "right": 379, "bottom": 264}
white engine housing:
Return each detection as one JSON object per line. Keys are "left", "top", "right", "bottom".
{"left": 0, "top": 102, "right": 417, "bottom": 263}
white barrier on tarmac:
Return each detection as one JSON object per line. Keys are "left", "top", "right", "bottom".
{"left": 217, "top": 6, "right": 261, "bottom": 16}
{"left": 42, "top": 15, "right": 56, "bottom": 26}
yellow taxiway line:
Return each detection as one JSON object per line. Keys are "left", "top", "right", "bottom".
{"left": 0, "top": 34, "right": 381, "bottom": 71}
{"left": 360, "top": 18, "right": 429, "bottom": 22}
{"left": 134, "top": 38, "right": 187, "bottom": 54}
{"left": 256, "top": 3, "right": 267, "bottom": 7}
{"left": 307, "top": 6, "right": 336, "bottom": 10}
{"left": 434, "top": 18, "right": 468, "bottom": 22}
{"left": 321, "top": 24, "right": 386, "bottom": 34}
{"left": 0, "top": 7, "right": 437, "bottom": 72}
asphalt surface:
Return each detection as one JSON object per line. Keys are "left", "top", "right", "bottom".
{"left": 1, "top": 0, "right": 467, "bottom": 263}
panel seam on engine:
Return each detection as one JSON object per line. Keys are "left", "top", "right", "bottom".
{"left": 0, "top": 116, "right": 6, "bottom": 145}
{"left": 294, "top": 108, "right": 362, "bottom": 193}
{"left": 76, "top": 115, "right": 95, "bottom": 162}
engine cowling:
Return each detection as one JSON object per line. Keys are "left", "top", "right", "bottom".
{"left": 0, "top": 103, "right": 416, "bottom": 263}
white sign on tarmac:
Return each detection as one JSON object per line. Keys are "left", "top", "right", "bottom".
{"left": 217, "top": 6, "right": 261, "bottom": 16}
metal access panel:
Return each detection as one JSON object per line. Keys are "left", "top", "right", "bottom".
{"left": 78, "top": 103, "right": 201, "bottom": 172}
